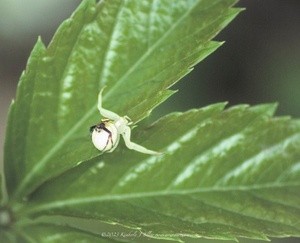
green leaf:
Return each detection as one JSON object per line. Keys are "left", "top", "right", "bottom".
{"left": 16, "top": 223, "right": 122, "bottom": 243}
{"left": 0, "top": 173, "right": 2, "bottom": 202}
{"left": 0, "top": 231, "right": 16, "bottom": 243}
{"left": 21, "top": 104, "right": 300, "bottom": 241}
{"left": 3, "top": 100, "right": 15, "bottom": 202}
{"left": 4, "top": 0, "right": 240, "bottom": 199}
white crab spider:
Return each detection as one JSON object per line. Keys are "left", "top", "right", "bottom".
{"left": 90, "top": 88, "right": 161, "bottom": 155}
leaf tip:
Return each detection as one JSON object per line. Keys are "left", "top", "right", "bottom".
{"left": 251, "top": 102, "right": 278, "bottom": 117}
{"left": 204, "top": 102, "right": 228, "bottom": 112}
{"left": 35, "top": 36, "right": 46, "bottom": 49}
{"left": 219, "top": 40, "right": 226, "bottom": 46}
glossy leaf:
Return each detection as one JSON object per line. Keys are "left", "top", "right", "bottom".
{"left": 22, "top": 104, "right": 300, "bottom": 241}
{"left": 3, "top": 0, "right": 240, "bottom": 199}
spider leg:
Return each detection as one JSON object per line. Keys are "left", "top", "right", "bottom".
{"left": 105, "top": 129, "right": 113, "bottom": 148}
{"left": 98, "top": 87, "right": 120, "bottom": 120}
{"left": 122, "top": 126, "right": 161, "bottom": 155}
{"left": 107, "top": 135, "right": 120, "bottom": 153}
{"left": 124, "top": 116, "right": 131, "bottom": 121}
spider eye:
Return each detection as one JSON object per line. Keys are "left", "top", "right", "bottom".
{"left": 89, "top": 125, "right": 96, "bottom": 133}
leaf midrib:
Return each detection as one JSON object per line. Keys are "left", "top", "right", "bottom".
{"left": 25, "top": 182, "right": 299, "bottom": 215}
{"left": 103, "top": 0, "right": 202, "bottom": 99}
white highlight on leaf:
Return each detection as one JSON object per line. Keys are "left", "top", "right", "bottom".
{"left": 166, "top": 126, "right": 199, "bottom": 154}
{"left": 58, "top": 75, "right": 75, "bottom": 120}
{"left": 169, "top": 133, "right": 244, "bottom": 188}
{"left": 76, "top": 160, "right": 84, "bottom": 166}
{"left": 42, "top": 56, "right": 54, "bottom": 63}
{"left": 98, "top": 2, "right": 124, "bottom": 86}
{"left": 117, "top": 156, "right": 158, "bottom": 188}
{"left": 97, "top": 161, "right": 105, "bottom": 169}
{"left": 114, "top": 124, "right": 203, "bottom": 189}
{"left": 90, "top": 161, "right": 105, "bottom": 174}
{"left": 62, "top": 93, "right": 71, "bottom": 99}
{"left": 37, "top": 91, "right": 52, "bottom": 97}
{"left": 45, "top": 234, "right": 62, "bottom": 241}
{"left": 217, "top": 133, "right": 300, "bottom": 186}
{"left": 62, "top": 75, "right": 74, "bottom": 92}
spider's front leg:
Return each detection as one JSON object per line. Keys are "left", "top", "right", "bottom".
{"left": 98, "top": 87, "right": 120, "bottom": 121}
{"left": 122, "top": 126, "right": 161, "bottom": 155}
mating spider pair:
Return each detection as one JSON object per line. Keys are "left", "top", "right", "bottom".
{"left": 90, "top": 88, "right": 161, "bottom": 155}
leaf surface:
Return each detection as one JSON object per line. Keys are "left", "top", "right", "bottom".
{"left": 23, "top": 104, "right": 300, "bottom": 241}
{"left": 0, "top": 174, "right": 2, "bottom": 202}
{"left": 3, "top": 0, "right": 240, "bottom": 199}
{"left": 17, "top": 223, "right": 122, "bottom": 243}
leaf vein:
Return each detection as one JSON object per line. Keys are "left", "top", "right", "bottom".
{"left": 216, "top": 133, "right": 300, "bottom": 186}
{"left": 97, "top": 1, "right": 125, "bottom": 87}
{"left": 25, "top": 182, "right": 299, "bottom": 215}
{"left": 103, "top": 0, "right": 205, "bottom": 99}
{"left": 188, "top": 195, "right": 299, "bottom": 229}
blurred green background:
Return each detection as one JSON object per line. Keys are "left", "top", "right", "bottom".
{"left": 0, "top": 0, "right": 299, "bottom": 242}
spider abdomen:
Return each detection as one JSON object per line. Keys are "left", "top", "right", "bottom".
{"left": 91, "top": 120, "right": 119, "bottom": 152}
